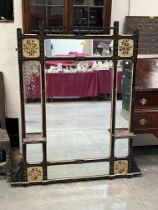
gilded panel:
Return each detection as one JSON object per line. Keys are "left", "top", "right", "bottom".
{"left": 118, "top": 39, "right": 134, "bottom": 57}
{"left": 27, "top": 166, "right": 43, "bottom": 182}
{"left": 22, "top": 38, "right": 40, "bottom": 58}
{"left": 114, "top": 160, "right": 128, "bottom": 175}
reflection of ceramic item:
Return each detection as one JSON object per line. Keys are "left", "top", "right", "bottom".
{"left": 94, "top": 50, "right": 100, "bottom": 56}
{"left": 87, "top": 69, "right": 92, "bottom": 72}
{"left": 102, "top": 47, "right": 110, "bottom": 56}
{"left": 92, "top": 61, "right": 97, "bottom": 70}
{"left": 77, "top": 63, "right": 81, "bottom": 70}
{"left": 53, "top": 70, "right": 58, "bottom": 73}
{"left": 64, "top": 69, "right": 69, "bottom": 73}
{"left": 102, "top": 61, "right": 110, "bottom": 70}
{"left": 48, "top": 68, "right": 53, "bottom": 73}
{"left": 98, "top": 61, "right": 102, "bottom": 69}
{"left": 57, "top": 63, "right": 62, "bottom": 71}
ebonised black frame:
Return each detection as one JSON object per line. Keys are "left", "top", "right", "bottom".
{"left": 11, "top": 21, "right": 141, "bottom": 186}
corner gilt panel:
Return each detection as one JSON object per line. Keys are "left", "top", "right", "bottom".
{"left": 114, "top": 160, "right": 128, "bottom": 175}
{"left": 22, "top": 38, "right": 40, "bottom": 58}
{"left": 118, "top": 39, "right": 134, "bottom": 57}
{"left": 27, "top": 166, "right": 43, "bottom": 183}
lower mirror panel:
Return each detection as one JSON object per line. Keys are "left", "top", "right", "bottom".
{"left": 48, "top": 162, "right": 109, "bottom": 180}
{"left": 114, "top": 139, "right": 129, "bottom": 158}
{"left": 26, "top": 144, "right": 43, "bottom": 163}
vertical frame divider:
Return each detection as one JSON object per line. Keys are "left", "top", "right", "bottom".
{"left": 109, "top": 21, "right": 119, "bottom": 175}
{"left": 64, "top": 0, "right": 69, "bottom": 34}
{"left": 17, "top": 28, "right": 26, "bottom": 140}
{"left": 39, "top": 30, "right": 47, "bottom": 180}
{"left": 39, "top": 31, "right": 47, "bottom": 138}
{"left": 129, "top": 30, "right": 139, "bottom": 133}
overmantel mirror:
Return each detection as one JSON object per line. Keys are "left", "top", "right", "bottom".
{"left": 12, "top": 21, "right": 141, "bottom": 186}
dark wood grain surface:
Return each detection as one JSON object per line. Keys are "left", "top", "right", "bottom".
{"left": 125, "top": 16, "right": 158, "bottom": 54}
{"left": 134, "top": 111, "right": 158, "bottom": 130}
{"left": 134, "top": 91, "right": 158, "bottom": 109}
{"left": 134, "top": 58, "right": 158, "bottom": 138}
{"left": 135, "top": 58, "right": 158, "bottom": 91}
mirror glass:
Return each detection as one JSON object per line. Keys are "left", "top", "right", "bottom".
{"left": 114, "top": 59, "right": 133, "bottom": 158}
{"left": 48, "top": 162, "right": 109, "bottom": 179}
{"left": 44, "top": 38, "right": 113, "bottom": 179}
{"left": 44, "top": 39, "right": 113, "bottom": 57}
{"left": 23, "top": 61, "right": 42, "bottom": 134}
{"left": 26, "top": 143, "right": 43, "bottom": 163}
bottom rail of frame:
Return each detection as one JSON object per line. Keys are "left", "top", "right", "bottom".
{"left": 11, "top": 171, "right": 142, "bottom": 187}
{"left": 10, "top": 159, "right": 142, "bottom": 187}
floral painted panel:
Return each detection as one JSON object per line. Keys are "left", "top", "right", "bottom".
{"left": 22, "top": 38, "right": 40, "bottom": 58}
{"left": 27, "top": 166, "right": 43, "bottom": 182}
{"left": 118, "top": 39, "right": 134, "bottom": 57}
{"left": 114, "top": 160, "right": 128, "bottom": 175}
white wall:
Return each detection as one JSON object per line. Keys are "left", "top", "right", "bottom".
{"left": 51, "top": 40, "right": 86, "bottom": 55}
{"left": 0, "top": 1, "right": 23, "bottom": 118}
{"left": 111, "top": 0, "right": 158, "bottom": 34}
{"left": 130, "top": 0, "right": 158, "bottom": 16}
{"left": 111, "top": 0, "right": 130, "bottom": 33}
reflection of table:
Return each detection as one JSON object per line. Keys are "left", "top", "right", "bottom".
{"left": 25, "top": 70, "right": 122, "bottom": 99}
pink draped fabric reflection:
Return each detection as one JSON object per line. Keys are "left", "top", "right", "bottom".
{"left": 25, "top": 70, "right": 122, "bottom": 99}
